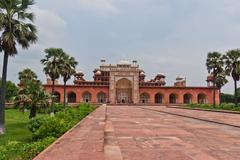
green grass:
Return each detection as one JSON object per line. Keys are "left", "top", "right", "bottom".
{"left": 185, "top": 103, "right": 240, "bottom": 112}
{"left": 0, "top": 109, "right": 32, "bottom": 145}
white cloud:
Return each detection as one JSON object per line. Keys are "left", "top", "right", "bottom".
{"left": 58, "top": 0, "right": 119, "bottom": 16}
{"left": 32, "top": 6, "right": 67, "bottom": 29}
{"left": 31, "top": 6, "right": 67, "bottom": 43}
{"left": 0, "top": 6, "right": 68, "bottom": 84}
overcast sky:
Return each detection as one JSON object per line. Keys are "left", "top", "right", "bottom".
{"left": 1, "top": 0, "right": 240, "bottom": 94}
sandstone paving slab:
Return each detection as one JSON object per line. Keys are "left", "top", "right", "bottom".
{"left": 107, "top": 106, "right": 240, "bottom": 160}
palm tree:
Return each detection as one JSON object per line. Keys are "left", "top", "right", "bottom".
{"left": 223, "top": 49, "right": 240, "bottom": 107}
{"left": 60, "top": 54, "right": 78, "bottom": 107}
{"left": 19, "top": 68, "right": 38, "bottom": 85}
{"left": 0, "top": 0, "right": 37, "bottom": 133}
{"left": 41, "top": 48, "right": 65, "bottom": 112}
{"left": 206, "top": 52, "right": 224, "bottom": 108}
{"left": 15, "top": 77, "right": 51, "bottom": 119}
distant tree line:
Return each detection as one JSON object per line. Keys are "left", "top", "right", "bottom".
{"left": 221, "top": 88, "right": 240, "bottom": 103}
{"left": 0, "top": 79, "right": 18, "bottom": 103}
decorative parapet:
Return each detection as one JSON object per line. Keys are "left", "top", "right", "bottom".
{"left": 73, "top": 81, "right": 109, "bottom": 87}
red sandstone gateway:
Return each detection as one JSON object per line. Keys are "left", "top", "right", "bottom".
{"left": 43, "top": 59, "right": 219, "bottom": 105}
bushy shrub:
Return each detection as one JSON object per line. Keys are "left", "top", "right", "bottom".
{"left": 220, "top": 103, "right": 235, "bottom": 110}
{"left": 31, "top": 117, "right": 70, "bottom": 140}
{"left": 54, "top": 104, "right": 65, "bottom": 113}
{"left": 186, "top": 102, "right": 240, "bottom": 111}
{"left": 76, "top": 103, "right": 95, "bottom": 117}
{"left": 28, "top": 103, "right": 95, "bottom": 140}
{"left": 28, "top": 116, "right": 49, "bottom": 133}
{"left": 199, "top": 104, "right": 212, "bottom": 108}
{"left": 0, "top": 138, "right": 56, "bottom": 160}
{"left": 185, "top": 103, "right": 200, "bottom": 108}
{"left": 21, "top": 136, "right": 56, "bottom": 159}
{"left": 0, "top": 141, "right": 21, "bottom": 160}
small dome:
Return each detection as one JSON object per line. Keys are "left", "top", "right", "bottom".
{"left": 207, "top": 74, "right": 214, "bottom": 81}
{"left": 119, "top": 59, "right": 130, "bottom": 65}
{"left": 75, "top": 70, "right": 84, "bottom": 76}
{"left": 101, "top": 58, "right": 106, "bottom": 63}
{"left": 95, "top": 70, "right": 102, "bottom": 75}
{"left": 140, "top": 71, "right": 145, "bottom": 76}
{"left": 157, "top": 73, "right": 165, "bottom": 77}
{"left": 94, "top": 68, "right": 100, "bottom": 72}
{"left": 77, "top": 70, "right": 83, "bottom": 73}
{"left": 176, "top": 76, "right": 184, "bottom": 81}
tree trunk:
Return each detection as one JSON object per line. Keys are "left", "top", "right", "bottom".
{"left": 29, "top": 104, "right": 37, "bottom": 119}
{"left": 0, "top": 52, "right": 9, "bottom": 134}
{"left": 63, "top": 80, "right": 67, "bottom": 108}
{"left": 51, "top": 78, "right": 55, "bottom": 113}
{"left": 219, "top": 88, "right": 222, "bottom": 105}
{"left": 234, "top": 79, "right": 238, "bottom": 107}
{"left": 213, "top": 74, "right": 216, "bottom": 109}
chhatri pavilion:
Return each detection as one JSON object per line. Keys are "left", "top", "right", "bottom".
{"left": 43, "top": 59, "right": 219, "bottom": 105}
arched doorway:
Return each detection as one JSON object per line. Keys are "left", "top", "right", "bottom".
{"left": 53, "top": 92, "right": 61, "bottom": 103}
{"left": 116, "top": 78, "right": 132, "bottom": 104}
{"left": 169, "top": 94, "right": 178, "bottom": 104}
{"left": 97, "top": 92, "right": 107, "bottom": 103}
{"left": 198, "top": 93, "right": 207, "bottom": 104}
{"left": 184, "top": 94, "right": 192, "bottom": 104}
{"left": 82, "top": 92, "right": 92, "bottom": 103}
{"left": 155, "top": 93, "right": 163, "bottom": 104}
{"left": 140, "top": 93, "right": 149, "bottom": 104}
{"left": 68, "top": 92, "right": 76, "bottom": 103}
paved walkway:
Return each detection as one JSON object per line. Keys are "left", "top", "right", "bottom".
{"left": 142, "top": 106, "right": 240, "bottom": 127}
{"left": 34, "top": 105, "right": 240, "bottom": 160}
{"left": 34, "top": 106, "right": 106, "bottom": 160}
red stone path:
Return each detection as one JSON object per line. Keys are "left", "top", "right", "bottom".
{"left": 34, "top": 105, "right": 240, "bottom": 160}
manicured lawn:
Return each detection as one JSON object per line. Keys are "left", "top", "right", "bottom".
{"left": 0, "top": 109, "right": 32, "bottom": 145}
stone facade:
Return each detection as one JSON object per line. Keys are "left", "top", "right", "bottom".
{"left": 43, "top": 59, "right": 220, "bottom": 105}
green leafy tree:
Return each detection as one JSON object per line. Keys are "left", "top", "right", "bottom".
{"left": 223, "top": 49, "right": 240, "bottom": 106}
{"left": 60, "top": 54, "right": 78, "bottom": 107}
{"left": 0, "top": 79, "right": 18, "bottom": 102}
{"left": 215, "top": 72, "right": 228, "bottom": 103}
{"left": 41, "top": 48, "right": 65, "bottom": 112}
{"left": 0, "top": 0, "right": 37, "bottom": 133}
{"left": 206, "top": 52, "right": 224, "bottom": 108}
{"left": 221, "top": 93, "right": 234, "bottom": 103}
{"left": 15, "top": 69, "right": 51, "bottom": 119}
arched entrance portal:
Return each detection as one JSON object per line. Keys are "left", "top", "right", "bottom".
{"left": 116, "top": 78, "right": 132, "bottom": 104}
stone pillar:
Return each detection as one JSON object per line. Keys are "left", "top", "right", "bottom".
{"left": 164, "top": 94, "right": 169, "bottom": 105}
{"left": 192, "top": 94, "right": 198, "bottom": 104}
{"left": 178, "top": 94, "right": 184, "bottom": 104}
{"left": 76, "top": 90, "right": 81, "bottom": 103}
{"left": 109, "top": 73, "right": 115, "bottom": 104}
{"left": 132, "top": 74, "right": 139, "bottom": 104}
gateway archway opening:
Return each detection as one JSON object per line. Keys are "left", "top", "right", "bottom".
{"left": 116, "top": 78, "right": 132, "bottom": 104}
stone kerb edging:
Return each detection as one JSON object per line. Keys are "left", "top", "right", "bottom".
{"left": 33, "top": 105, "right": 106, "bottom": 160}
